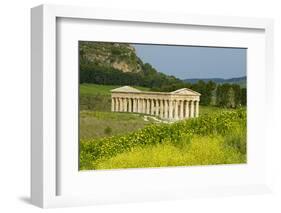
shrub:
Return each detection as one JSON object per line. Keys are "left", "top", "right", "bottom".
{"left": 104, "top": 126, "right": 112, "bottom": 135}
{"left": 224, "top": 126, "right": 246, "bottom": 154}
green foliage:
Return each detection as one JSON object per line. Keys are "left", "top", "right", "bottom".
{"left": 216, "top": 83, "right": 246, "bottom": 108}
{"left": 80, "top": 109, "right": 246, "bottom": 170}
{"left": 80, "top": 63, "right": 140, "bottom": 85}
{"left": 80, "top": 62, "right": 183, "bottom": 91}
{"left": 189, "top": 80, "right": 216, "bottom": 105}
{"left": 224, "top": 125, "right": 247, "bottom": 154}
{"left": 232, "top": 84, "right": 242, "bottom": 107}
{"left": 240, "top": 88, "right": 247, "bottom": 106}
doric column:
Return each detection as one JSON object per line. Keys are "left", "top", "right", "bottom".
{"left": 185, "top": 100, "right": 189, "bottom": 118}
{"left": 153, "top": 99, "right": 156, "bottom": 116}
{"left": 169, "top": 100, "right": 173, "bottom": 119}
{"left": 119, "top": 98, "right": 123, "bottom": 112}
{"left": 122, "top": 98, "right": 125, "bottom": 112}
{"left": 180, "top": 100, "right": 184, "bottom": 119}
{"left": 195, "top": 100, "right": 199, "bottom": 117}
{"left": 128, "top": 98, "right": 132, "bottom": 112}
{"left": 133, "top": 98, "right": 137, "bottom": 112}
{"left": 174, "top": 100, "right": 179, "bottom": 120}
{"left": 150, "top": 99, "right": 153, "bottom": 115}
{"left": 164, "top": 100, "right": 168, "bottom": 119}
{"left": 142, "top": 98, "right": 146, "bottom": 113}
{"left": 117, "top": 98, "right": 121, "bottom": 112}
{"left": 123, "top": 98, "right": 128, "bottom": 112}
{"left": 160, "top": 99, "right": 164, "bottom": 118}
{"left": 155, "top": 99, "right": 159, "bottom": 116}
{"left": 131, "top": 98, "right": 134, "bottom": 112}
{"left": 146, "top": 99, "right": 150, "bottom": 114}
{"left": 137, "top": 98, "right": 141, "bottom": 113}
{"left": 190, "top": 100, "right": 194, "bottom": 118}
{"left": 139, "top": 99, "right": 142, "bottom": 113}
{"left": 111, "top": 97, "right": 114, "bottom": 112}
{"left": 115, "top": 98, "right": 119, "bottom": 112}
{"left": 138, "top": 99, "right": 141, "bottom": 113}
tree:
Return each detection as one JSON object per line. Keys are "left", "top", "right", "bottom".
{"left": 205, "top": 81, "right": 216, "bottom": 105}
{"left": 232, "top": 84, "right": 241, "bottom": 107}
{"left": 240, "top": 88, "right": 247, "bottom": 106}
{"left": 226, "top": 87, "right": 236, "bottom": 108}
{"left": 216, "top": 83, "right": 244, "bottom": 108}
{"left": 216, "top": 84, "right": 231, "bottom": 107}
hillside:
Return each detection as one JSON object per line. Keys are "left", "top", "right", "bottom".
{"left": 79, "top": 41, "right": 143, "bottom": 73}
{"left": 79, "top": 41, "right": 182, "bottom": 89}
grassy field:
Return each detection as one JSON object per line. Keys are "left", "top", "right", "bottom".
{"left": 200, "top": 105, "right": 236, "bottom": 115}
{"left": 79, "top": 83, "right": 247, "bottom": 170}
{"left": 79, "top": 106, "right": 229, "bottom": 140}
{"left": 80, "top": 83, "right": 150, "bottom": 96}
{"left": 80, "top": 111, "right": 158, "bottom": 140}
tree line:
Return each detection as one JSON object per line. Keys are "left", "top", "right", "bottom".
{"left": 80, "top": 62, "right": 246, "bottom": 108}
{"left": 80, "top": 62, "right": 182, "bottom": 90}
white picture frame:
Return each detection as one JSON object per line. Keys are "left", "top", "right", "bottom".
{"left": 31, "top": 4, "right": 274, "bottom": 208}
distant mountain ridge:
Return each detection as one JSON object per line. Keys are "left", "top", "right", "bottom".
{"left": 184, "top": 76, "right": 246, "bottom": 87}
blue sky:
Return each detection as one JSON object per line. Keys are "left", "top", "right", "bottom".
{"left": 133, "top": 44, "right": 246, "bottom": 80}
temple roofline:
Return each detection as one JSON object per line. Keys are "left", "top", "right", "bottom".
{"left": 111, "top": 86, "right": 201, "bottom": 96}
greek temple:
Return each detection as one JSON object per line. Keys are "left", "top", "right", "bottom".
{"left": 111, "top": 86, "right": 200, "bottom": 121}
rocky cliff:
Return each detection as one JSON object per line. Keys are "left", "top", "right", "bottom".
{"left": 79, "top": 41, "right": 143, "bottom": 73}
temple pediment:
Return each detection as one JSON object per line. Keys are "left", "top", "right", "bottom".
{"left": 111, "top": 86, "right": 141, "bottom": 93}
{"left": 170, "top": 88, "right": 201, "bottom": 96}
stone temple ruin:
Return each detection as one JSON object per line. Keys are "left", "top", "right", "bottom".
{"left": 111, "top": 86, "right": 200, "bottom": 121}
